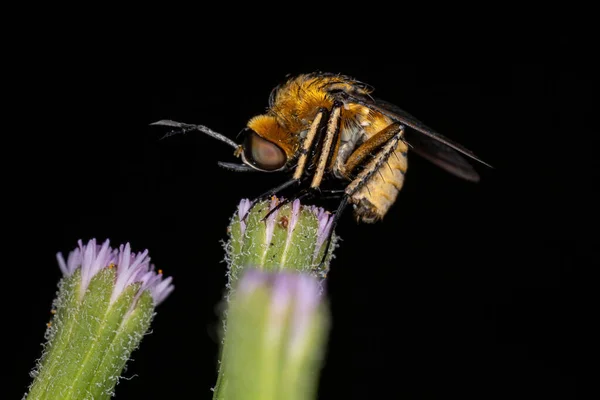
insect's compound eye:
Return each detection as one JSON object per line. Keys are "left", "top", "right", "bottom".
{"left": 243, "top": 131, "right": 287, "bottom": 171}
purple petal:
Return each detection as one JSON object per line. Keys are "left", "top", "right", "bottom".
{"left": 264, "top": 197, "right": 280, "bottom": 246}
{"left": 57, "top": 239, "right": 173, "bottom": 307}
{"left": 314, "top": 210, "right": 334, "bottom": 259}
{"left": 238, "top": 198, "right": 252, "bottom": 235}
{"left": 152, "top": 276, "right": 175, "bottom": 306}
{"left": 289, "top": 274, "right": 323, "bottom": 355}
{"left": 56, "top": 252, "right": 69, "bottom": 276}
{"left": 79, "top": 238, "right": 97, "bottom": 294}
{"left": 288, "top": 199, "right": 301, "bottom": 235}
{"left": 269, "top": 273, "right": 294, "bottom": 328}
{"left": 237, "top": 268, "right": 269, "bottom": 295}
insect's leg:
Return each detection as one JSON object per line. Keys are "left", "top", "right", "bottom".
{"left": 150, "top": 120, "right": 240, "bottom": 150}
{"left": 264, "top": 187, "right": 345, "bottom": 219}
{"left": 344, "top": 124, "right": 405, "bottom": 197}
{"left": 316, "top": 192, "right": 344, "bottom": 201}
{"left": 252, "top": 107, "right": 334, "bottom": 220}
{"left": 269, "top": 102, "right": 341, "bottom": 221}
{"left": 320, "top": 189, "right": 345, "bottom": 195}
{"left": 310, "top": 101, "right": 343, "bottom": 189}
{"left": 317, "top": 124, "right": 406, "bottom": 266}
{"left": 341, "top": 122, "right": 403, "bottom": 177}
{"left": 241, "top": 178, "right": 303, "bottom": 221}
{"left": 293, "top": 107, "right": 330, "bottom": 180}
{"left": 261, "top": 189, "right": 314, "bottom": 220}
{"left": 243, "top": 108, "right": 331, "bottom": 220}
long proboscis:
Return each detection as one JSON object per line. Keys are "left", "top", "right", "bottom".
{"left": 150, "top": 120, "right": 240, "bottom": 150}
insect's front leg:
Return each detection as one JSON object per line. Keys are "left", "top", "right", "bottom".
{"left": 243, "top": 178, "right": 302, "bottom": 222}
{"left": 245, "top": 107, "right": 332, "bottom": 221}
{"left": 293, "top": 107, "right": 330, "bottom": 181}
{"left": 150, "top": 120, "right": 240, "bottom": 150}
{"left": 260, "top": 102, "right": 344, "bottom": 220}
{"left": 309, "top": 101, "right": 343, "bottom": 190}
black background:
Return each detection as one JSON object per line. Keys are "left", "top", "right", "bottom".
{"left": 7, "top": 17, "right": 597, "bottom": 400}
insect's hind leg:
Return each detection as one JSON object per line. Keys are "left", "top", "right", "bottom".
{"left": 344, "top": 124, "right": 405, "bottom": 196}
{"left": 317, "top": 189, "right": 345, "bottom": 200}
{"left": 341, "top": 122, "right": 404, "bottom": 178}
{"left": 317, "top": 124, "right": 406, "bottom": 266}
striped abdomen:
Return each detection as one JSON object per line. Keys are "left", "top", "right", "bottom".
{"left": 349, "top": 139, "right": 408, "bottom": 223}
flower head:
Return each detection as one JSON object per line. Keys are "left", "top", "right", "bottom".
{"left": 27, "top": 239, "right": 174, "bottom": 399}
{"left": 226, "top": 197, "right": 339, "bottom": 283}
{"left": 57, "top": 238, "right": 174, "bottom": 306}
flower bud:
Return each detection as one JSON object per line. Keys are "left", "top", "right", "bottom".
{"left": 26, "top": 239, "right": 174, "bottom": 399}
{"left": 213, "top": 269, "right": 329, "bottom": 400}
{"left": 225, "top": 197, "right": 338, "bottom": 286}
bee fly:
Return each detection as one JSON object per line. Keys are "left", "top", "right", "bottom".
{"left": 152, "top": 72, "right": 491, "bottom": 250}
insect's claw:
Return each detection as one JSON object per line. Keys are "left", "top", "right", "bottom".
{"left": 160, "top": 130, "right": 180, "bottom": 140}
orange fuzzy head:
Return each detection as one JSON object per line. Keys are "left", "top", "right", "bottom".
{"left": 239, "top": 115, "right": 297, "bottom": 172}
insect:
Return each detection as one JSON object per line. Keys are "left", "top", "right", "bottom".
{"left": 152, "top": 72, "right": 491, "bottom": 238}
{"left": 279, "top": 215, "right": 289, "bottom": 229}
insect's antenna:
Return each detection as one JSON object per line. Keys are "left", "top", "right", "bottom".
{"left": 236, "top": 127, "right": 249, "bottom": 140}
{"left": 150, "top": 120, "right": 240, "bottom": 150}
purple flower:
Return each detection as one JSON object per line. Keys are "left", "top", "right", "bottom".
{"left": 56, "top": 239, "right": 174, "bottom": 306}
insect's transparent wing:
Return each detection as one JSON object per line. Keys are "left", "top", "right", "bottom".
{"left": 403, "top": 129, "right": 480, "bottom": 182}
{"left": 337, "top": 93, "right": 492, "bottom": 181}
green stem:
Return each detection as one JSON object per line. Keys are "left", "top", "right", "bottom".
{"left": 214, "top": 199, "right": 336, "bottom": 400}
{"left": 26, "top": 272, "right": 83, "bottom": 399}
{"left": 27, "top": 270, "right": 155, "bottom": 399}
